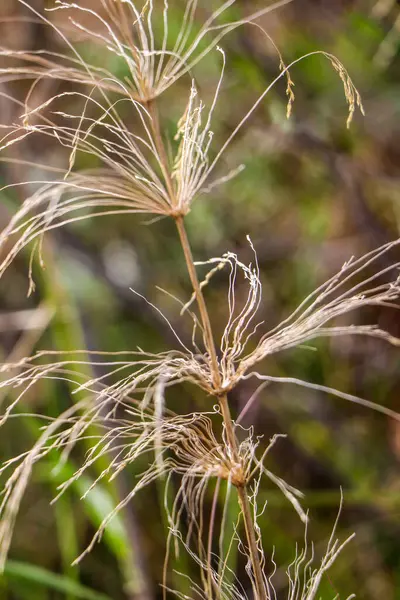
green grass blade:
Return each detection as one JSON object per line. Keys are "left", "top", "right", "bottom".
{"left": 4, "top": 561, "right": 112, "bottom": 600}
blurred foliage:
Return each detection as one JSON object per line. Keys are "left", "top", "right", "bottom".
{"left": 0, "top": 1, "right": 399, "bottom": 599}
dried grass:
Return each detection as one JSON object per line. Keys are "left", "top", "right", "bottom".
{"left": 0, "top": 1, "right": 398, "bottom": 598}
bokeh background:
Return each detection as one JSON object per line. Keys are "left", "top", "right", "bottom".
{"left": 0, "top": 0, "right": 399, "bottom": 598}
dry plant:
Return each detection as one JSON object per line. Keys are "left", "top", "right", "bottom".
{"left": 0, "top": 1, "right": 398, "bottom": 599}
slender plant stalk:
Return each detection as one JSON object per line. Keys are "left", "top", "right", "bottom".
{"left": 175, "top": 215, "right": 221, "bottom": 386}
{"left": 175, "top": 215, "right": 267, "bottom": 600}
{"left": 219, "top": 393, "right": 268, "bottom": 600}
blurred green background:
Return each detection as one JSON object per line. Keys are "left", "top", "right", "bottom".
{"left": 0, "top": 0, "right": 399, "bottom": 598}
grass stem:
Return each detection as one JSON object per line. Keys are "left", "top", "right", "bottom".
{"left": 174, "top": 215, "right": 267, "bottom": 600}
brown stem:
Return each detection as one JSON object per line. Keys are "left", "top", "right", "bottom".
{"left": 175, "top": 215, "right": 220, "bottom": 386}
{"left": 218, "top": 393, "right": 239, "bottom": 459}
{"left": 237, "top": 486, "right": 267, "bottom": 600}
{"left": 174, "top": 216, "right": 267, "bottom": 600}
{"left": 219, "top": 394, "right": 267, "bottom": 600}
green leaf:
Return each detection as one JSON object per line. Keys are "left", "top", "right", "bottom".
{"left": 37, "top": 460, "right": 130, "bottom": 562}
{"left": 4, "top": 560, "right": 112, "bottom": 600}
